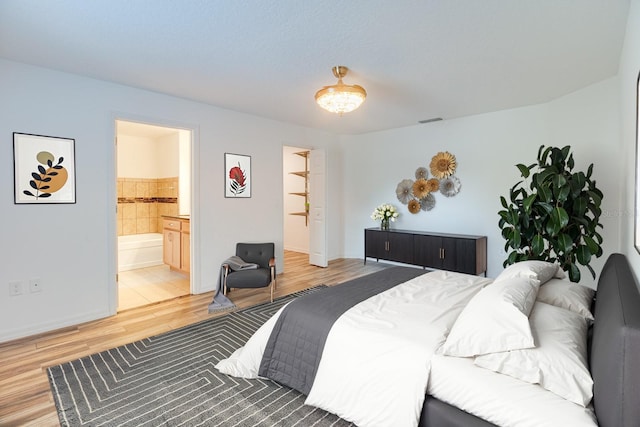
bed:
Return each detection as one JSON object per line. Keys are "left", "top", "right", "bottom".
{"left": 216, "top": 253, "right": 640, "bottom": 427}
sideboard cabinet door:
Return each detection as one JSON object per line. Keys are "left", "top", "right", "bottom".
{"left": 365, "top": 229, "right": 386, "bottom": 260}
{"left": 414, "top": 235, "right": 441, "bottom": 269}
{"left": 386, "top": 232, "right": 414, "bottom": 264}
{"left": 414, "top": 236, "right": 457, "bottom": 271}
{"left": 365, "top": 229, "right": 414, "bottom": 264}
{"left": 453, "top": 237, "right": 486, "bottom": 275}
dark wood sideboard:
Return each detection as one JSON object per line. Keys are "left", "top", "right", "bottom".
{"left": 364, "top": 228, "right": 487, "bottom": 275}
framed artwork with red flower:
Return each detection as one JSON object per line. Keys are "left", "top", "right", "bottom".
{"left": 224, "top": 153, "right": 251, "bottom": 198}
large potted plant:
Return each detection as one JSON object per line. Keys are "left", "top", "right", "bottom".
{"left": 498, "top": 145, "right": 603, "bottom": 282}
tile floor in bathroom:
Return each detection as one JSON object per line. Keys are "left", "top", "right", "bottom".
{"left": 117, "top": 265, "right": 190, "bottom": 311}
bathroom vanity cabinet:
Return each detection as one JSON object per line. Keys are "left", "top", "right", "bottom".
{"left": 162, "top": 216, "right": 190, "bottom": 274}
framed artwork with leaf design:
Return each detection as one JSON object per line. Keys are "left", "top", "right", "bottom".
{"left": 13, "top": 132, "right": 76, "bottom": 204}
{"left": 224, "top": 153, "right": 251, "bottom": 198}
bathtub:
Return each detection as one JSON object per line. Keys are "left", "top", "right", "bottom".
{"left": 118, "top": 233, "right": 164, "bottom": 272}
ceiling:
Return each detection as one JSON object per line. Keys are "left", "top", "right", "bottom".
{"left": 0, "top": 1, "right": 630, "bottom": 135}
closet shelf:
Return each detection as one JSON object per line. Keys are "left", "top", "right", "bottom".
{"left": 288, "top": 150, "right": 310, "bottom": 226}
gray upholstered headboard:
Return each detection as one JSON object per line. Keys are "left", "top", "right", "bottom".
{"left": 590, "top": 253, "right": 640, "bottom": 427}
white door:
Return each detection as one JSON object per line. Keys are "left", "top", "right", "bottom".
{"left": 308, "top": 149, "right": 328, "bottom": 267}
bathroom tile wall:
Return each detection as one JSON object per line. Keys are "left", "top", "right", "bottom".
{"left": 117, "top": 177, "right": 179, "bottom": 235}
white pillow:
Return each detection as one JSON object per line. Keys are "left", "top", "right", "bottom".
{"left": 495, "top": 260, "right": 559, "bottom": 285}
{"left": 474, "top": 301, "right": 593, "bottom": 407}
{"left": 441, "top": 276, "right": 540, "bottom": 357}
{"left": 555, "top": 267, "right": 567, "bottom": 279}
{"left": 537, "top": 278, "right": 595, "bottom": 321}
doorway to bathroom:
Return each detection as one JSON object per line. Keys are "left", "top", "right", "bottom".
{"left": 115, "top": 119, "right": 192, "bottom": 311}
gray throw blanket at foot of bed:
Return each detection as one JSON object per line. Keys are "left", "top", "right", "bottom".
{"left": 258, "top": 266, "right": 426, "bottom": 394}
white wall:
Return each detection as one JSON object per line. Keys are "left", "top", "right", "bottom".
{"left": 118, "top": 135, "right": 159, "bottom": 178}
{"left": 117, "top": 133, "right": 179, "bottom": 178}
{"left": 283, "top": 145, "right": 310, "bottom": 253}
{"left": 341, "top": 77, "right": 622, "bottom": 288}
{"left": 156, "top": 133, "right": 180, "bottom": 178}
{"left": 0, "top": 59, "right": 339, "bottom": 342}
{"left": 619, "top": 0, "right": 640, "bottom": 274}
{"left": 178, "top": 129, "right": 191, "bottom": 215}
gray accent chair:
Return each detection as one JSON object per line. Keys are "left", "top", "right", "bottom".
{"left": 223, "top": 243, "right": 276, "bottom": 302}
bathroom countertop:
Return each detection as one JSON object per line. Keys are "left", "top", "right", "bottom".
{"left": 161, "top": 214, "right": 190, "bottom": 221}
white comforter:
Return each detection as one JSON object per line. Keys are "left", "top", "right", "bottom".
{"left": 216, "top": 270, "right": 491, "bottom": 427}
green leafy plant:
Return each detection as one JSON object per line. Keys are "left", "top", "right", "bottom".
{"left": 498, "top": 145, "right": 603, "bottom": 282}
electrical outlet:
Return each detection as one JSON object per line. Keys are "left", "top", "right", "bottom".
{"left": 9, "top": 281, "right": 23, "bottom": 296}
{"left": 30, "top": 277, "right": 43, "bottom": 293}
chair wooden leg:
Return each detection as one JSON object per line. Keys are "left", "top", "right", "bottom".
{"left": 269, "top": 266, "right": 276, "bottom": 302}
{"left": 223, "top": 274, "right": 228, "bottom": 296}
{"left": 271, "top": 267, "right": 277, "bottom": 291}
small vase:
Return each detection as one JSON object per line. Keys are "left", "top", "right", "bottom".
{"left": 381, "top": 219, "right": 390, "bottom": 231}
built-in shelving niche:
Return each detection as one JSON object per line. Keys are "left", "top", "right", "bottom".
{"left": 289, "top": 151, "right": 309, "bottom": 226}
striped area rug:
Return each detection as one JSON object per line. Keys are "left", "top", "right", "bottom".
{"left": 48, "top": 287, "right": 353, "bottom": 427}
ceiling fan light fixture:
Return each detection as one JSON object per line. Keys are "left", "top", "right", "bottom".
{"left": 315, "top": 66, "right": 367, "bottom": 115}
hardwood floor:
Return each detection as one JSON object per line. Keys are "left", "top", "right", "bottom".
{"left": 0, "top": 251, "right": 387, "bottom": 426}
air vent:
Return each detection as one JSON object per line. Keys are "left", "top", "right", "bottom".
{"left": 418, "top": 118, "right": 443, "bottom": 124}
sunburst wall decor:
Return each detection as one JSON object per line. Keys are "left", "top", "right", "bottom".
{"left": 394, "top": 151, "right": 461, "bottom": 214}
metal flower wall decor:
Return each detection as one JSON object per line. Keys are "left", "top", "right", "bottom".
{"left": 395, "top": 151, "right": 461, "bottom": 214}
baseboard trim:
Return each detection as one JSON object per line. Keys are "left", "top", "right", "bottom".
{"left": 0, "top": 308, "right": 111, "bottom": 344}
